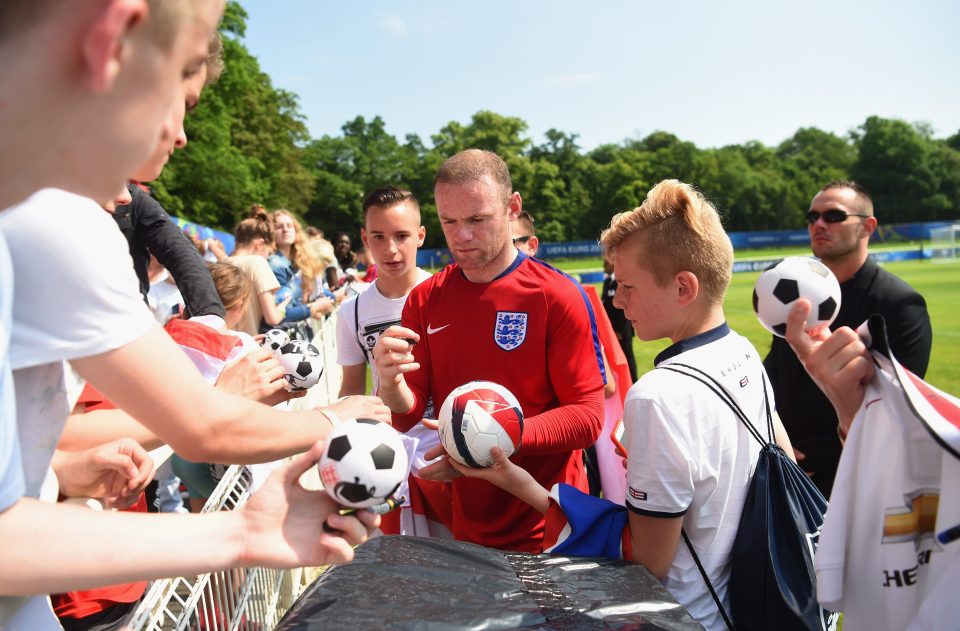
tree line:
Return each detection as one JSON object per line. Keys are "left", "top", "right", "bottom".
{"left": 155, "top": 2, "right": 960, "bottom": 249}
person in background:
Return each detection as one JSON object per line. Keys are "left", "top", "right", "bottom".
{"left": 358, "top": 246, "right": 378, "bottom": 282}
{"left": 269, "top": 209, "right": 335, "bottom": 339}
{"left": 226, "top": 210, "right": 290, "bottom": 337}
{"left": 602, "top": 256, "right": 638, "bottom": 382}
{"left": 332, "top": 231, "right": 358, "bottom": 281}
{"left": 764, "top": 180, "right": 932, "bottom": 497}
{"left": 112, "top": 31, "right": 227, "bottom": 322}
{"left": 508, "top": 209, "right": 619, "bottom": 498}
{"left": 509, "top": 210, "right": 540, "bottom": 257}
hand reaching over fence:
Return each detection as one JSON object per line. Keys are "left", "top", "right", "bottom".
{"left": 239, "top": 439, "right": 380, "bottom": 568}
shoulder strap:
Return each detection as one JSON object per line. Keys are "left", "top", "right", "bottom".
{"left": 660, "top": 362, "right": 773, "bottom": 445}
{"left": 353, "top": 291, "right": 369, "bottom": 364}
{"left": 681, "top": 529, "right": 735, "bottom": 630}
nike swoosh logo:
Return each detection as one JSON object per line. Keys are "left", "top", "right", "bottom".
{"left": 426, "top": 324, "right": 450, "bottom": 335}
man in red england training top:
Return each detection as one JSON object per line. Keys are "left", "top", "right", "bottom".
{"left": 373, "top": 149, "right": 605, "bottom": 552}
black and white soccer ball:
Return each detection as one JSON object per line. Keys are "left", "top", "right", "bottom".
{"left": 317, "top": 418, "right": 408, "bottom": 509}
{"left": 262, "top": 328, "right": 290, "bottom": 353}
{"left": 752, "top": 257, "right": 841, "bottom": 337}
{"left": 438, "top": 381, "right": 524, "bottom": 468}
{"left": 276, "top": 340, "right": 323, "bottom": 391}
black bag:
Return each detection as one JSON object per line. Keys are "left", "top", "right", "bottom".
{"left": 661, "top": 363, "right": 835, "bottom": 631}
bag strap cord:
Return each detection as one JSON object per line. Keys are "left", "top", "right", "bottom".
{"left": 662, "top": 362, "right": 775, "bottom": 631}
{"left": 660, "top": 362, "right": 773, "bottom": 446}
{"left": 353, "top": 291, "right": 370, "bottom": 364}
{"left": 681, "top": 529, "right": 735, "bottom": 631}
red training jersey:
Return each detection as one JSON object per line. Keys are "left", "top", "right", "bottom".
{"left": 394, "top": 252, "right": 605, "bottom": 551}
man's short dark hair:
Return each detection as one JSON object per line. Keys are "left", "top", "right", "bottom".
{"left": 818, "top": 179, "right": 874, "bottom": 216}
{"left": 361, "top": 186, "right": 421, "bottom": 217}
{"left": 435, "top": 149, "right": 513, "bottom": 205}
{"left": 516, "top": 210, "right": 536, "bottom": 237}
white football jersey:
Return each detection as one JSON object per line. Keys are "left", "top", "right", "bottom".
{"left": 814, "top": 317, "right": 960, "bottom": 631}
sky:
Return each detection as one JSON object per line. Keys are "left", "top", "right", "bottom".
{"left": 240, "top": 0, "right": 960, "bottom": 151}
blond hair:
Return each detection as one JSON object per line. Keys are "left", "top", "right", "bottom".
{"left": 209, "top": 262, "right": 252, "bottom": 311}
{"left": 204, "top": 30, "right": 225, "bottom": 85}
{"left": 0, "top": 0, "right": 200, "bottom": 48}
{"left": 272, "top": 209, "right": 320, "bottom": 297}
{"left": 599, "top": 179, "right": 733, "bottom": 305}
{"left": 435, "top": 149, "right": 512, "bottom": 205}
{"left": 146, "top": 0, "right": 206, "bottom": 50}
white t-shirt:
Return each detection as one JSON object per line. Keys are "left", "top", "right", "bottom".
{"left": 0, "top": 191, "right": 155, "bottom": 630}
{"left": 624, "top": 324, "right": 765, "bottom": 631}
{"left": 148, "top": 269, "right": 185, "bottom": 324}
{"left": 814, "top": 323, "right": 960, "bottom": 631}
{"left": 335, "top": 269, "right": 430, "bottom": 395}
{"left": 0, "top": 189, "right": 156, "bottom": 499}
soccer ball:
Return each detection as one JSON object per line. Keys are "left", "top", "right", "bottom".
{"left": 317, "top": 418, "right": 408, "bottom": 509}
{"left": 438, "top": 381, "right": 524, "bottom": 468}
{"left": 276, "top": 340, "right": 323, "bottom": 391}
{"left": 262, "top": 328, "right": 290, "bottom": 353}
{"left": 752, "top": 257, "right": 841, "bottom": 337}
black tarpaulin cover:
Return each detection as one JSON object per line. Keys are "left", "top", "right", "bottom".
{"left": 274, "top": 535, "right": 702, "bottom": 630}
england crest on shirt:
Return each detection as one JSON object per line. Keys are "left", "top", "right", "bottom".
{"left": 494, "top": 311, "right": 527, "bottom": 351}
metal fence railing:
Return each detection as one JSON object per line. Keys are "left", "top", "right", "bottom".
{"left": 130, "top": 312, "right": 341, "bottom": 631}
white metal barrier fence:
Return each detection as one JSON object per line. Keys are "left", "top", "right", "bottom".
{"left": 130, "top": 312, "right": 342, "bottom": 631}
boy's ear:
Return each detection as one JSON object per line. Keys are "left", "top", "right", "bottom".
{"left": 80, "top": 0, "right": 148, "bottom": 92}
{"left": 417, "top": 225, "right": 426, "bottom": 247}
{"left": 675, "top": 271, "right": 699, "bottom": 307}
{"left": 360, "top": 227, "right": 369, "bottom": 248}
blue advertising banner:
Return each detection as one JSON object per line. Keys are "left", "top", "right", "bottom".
{"left": 170, "top": 216, "right": 236, "bottom": 253}
{"left": 416, "top": 222, "right": 951, "bottom": 266}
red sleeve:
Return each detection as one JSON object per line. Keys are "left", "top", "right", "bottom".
{"left": 520, "top": 390, "right": 604, "bottom": 454}
{"left": 521, "top": 277, "right": 605, "bottom": 454}
{"left": 391, "top": 284, "right": 430, "bottom": 432}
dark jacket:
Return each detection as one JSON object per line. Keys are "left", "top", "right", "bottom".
{"left": 764, "top": 256, "right": 932, "bottom": 497}
{"left": 111, "top": 184, "right": 225, "bottom": 319}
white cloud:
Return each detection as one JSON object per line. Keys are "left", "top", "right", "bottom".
{"left": 379, "top": 14, "right": 409, "bottom": 37}
{"left": 536, "top": 73, "right": 602, "bottom": 89}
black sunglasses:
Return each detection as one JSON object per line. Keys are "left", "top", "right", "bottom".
{"left": 513, "top": 235, "right": 533, "bottom": 245}
{"left": 805, "top": 209, "right": 870, "bottom": 225}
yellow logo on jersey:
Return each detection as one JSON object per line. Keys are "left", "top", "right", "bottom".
{"left": 882, "top": 490, "right": 939, "bottom": 547}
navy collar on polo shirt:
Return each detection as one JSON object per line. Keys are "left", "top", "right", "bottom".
{"left": 654, "top": 322, "right": 731, "bottom": 366}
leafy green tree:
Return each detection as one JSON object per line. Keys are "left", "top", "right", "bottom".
{"left": 776, "top": 127, "right": 856, "bottom": 225}
{"left": 851, "top": 117, "right": 953, "bottom": 222}
{"left": 154, "top": 1, "right": 315, "bottom": 230}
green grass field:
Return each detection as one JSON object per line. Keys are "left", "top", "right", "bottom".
{"left": 555, "top": 256, "right": 960, "bottom": 395}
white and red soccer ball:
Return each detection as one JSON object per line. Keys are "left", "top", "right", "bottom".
{"left": 276, "top": 339, "right": 323, "bottom": 391}
{"left": 438, "top": 380, "right": 524, "bottom": 468}
{"left": 752, "top": 256, "right": 841, "bottom": 337}
{"left": 317, "top": 418, "right": 408, "bottom": 509}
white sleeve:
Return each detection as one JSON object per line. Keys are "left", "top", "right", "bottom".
{"left": 624, "top": 388, "right": 695, "bottom": 516}
{"left": 0, "top": 235, "right": 24, "bottom": 512}
{"left": 1, "top": 190, "right": 156, "bottom": 369}
{"left": 335, "top": 297, "right": 364, "bottom": 366}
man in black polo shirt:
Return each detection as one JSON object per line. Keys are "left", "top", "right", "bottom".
{"left": 764, "top": 180, "right": 932, "bottom": 497}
